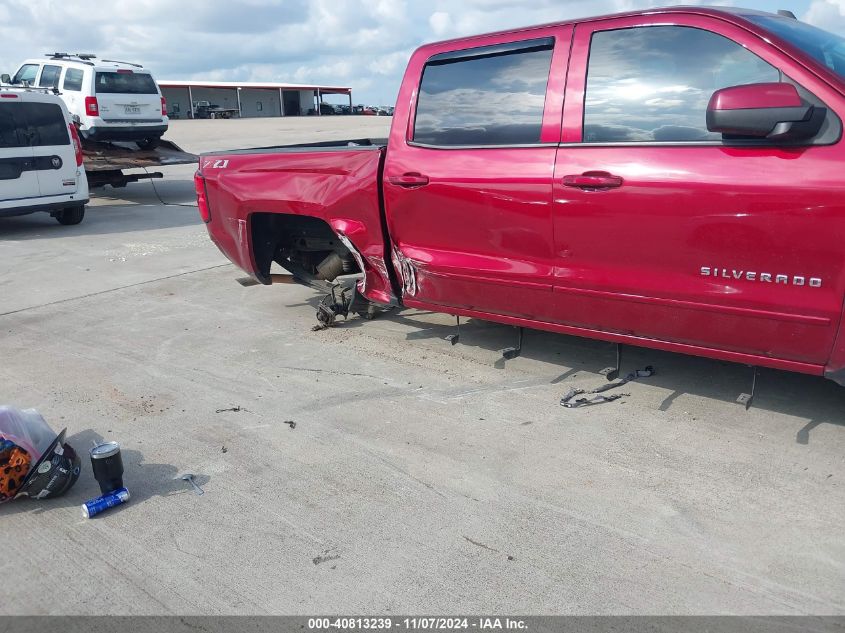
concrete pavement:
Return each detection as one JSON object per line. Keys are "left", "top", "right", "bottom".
{"left": 1, "top": 118, "right": 843, "bottom": 615}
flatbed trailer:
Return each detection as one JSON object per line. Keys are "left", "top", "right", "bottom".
{"left": 83, "top": 139, "right": 198, "bottom": 188}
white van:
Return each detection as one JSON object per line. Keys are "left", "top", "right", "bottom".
{"left": 0, "top": 88, "right": 89, "bottom": 225}
{"left": 9, "top": 54, "right": 168, "bottom": 149}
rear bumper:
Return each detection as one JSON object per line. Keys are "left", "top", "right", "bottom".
{"left": 0, "top": 198, "right": 88, "bottom": 218}
{"left": 82, "top": 124, "right": 168, "bottom": 141}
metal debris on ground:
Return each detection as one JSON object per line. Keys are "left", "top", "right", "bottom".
{"left": 283, "top": 420, "right": 296, "bottom": 430}
{"left": 561, "top": 366, "right": 655, "bottom": 409}
{"left": 215, "top": 406, "right": 242, "bottom": 413}
{"left": 180, "top": 473, "right": 204, "bottom": 496}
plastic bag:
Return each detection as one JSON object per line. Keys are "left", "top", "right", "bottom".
{"left": 0, "top": 406, "right": 57, "bottom": 503}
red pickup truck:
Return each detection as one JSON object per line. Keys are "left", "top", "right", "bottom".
{"left": 196, "top": 6, "right": 845, "bottom": 387}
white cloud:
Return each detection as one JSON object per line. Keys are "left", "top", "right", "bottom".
{"left": 0, "top": 0, "right": 840, "bottom": 107}
{"left": 429, "top": 12, "right": 452, "bottom": 36}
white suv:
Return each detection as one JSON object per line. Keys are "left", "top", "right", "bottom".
{"left": 9, "top": 54, "right": 168, "bottom": 149}
{"left": 0, "top": 87, "right": 89, "bottom": 225}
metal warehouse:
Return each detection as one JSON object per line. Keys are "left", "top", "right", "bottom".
{"left": 158, "top": 80, "right": 352, "bottom": 118}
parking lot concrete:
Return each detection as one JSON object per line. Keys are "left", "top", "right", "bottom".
{"left": 1, "top": 118, "right": 843, "bottom": 615}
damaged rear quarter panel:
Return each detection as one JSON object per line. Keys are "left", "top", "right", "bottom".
{"left": 201, "top": 147, "right": 395, "bottom": 303}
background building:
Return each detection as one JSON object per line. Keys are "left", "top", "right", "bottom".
{"left": 158, "top": 80, "right": 352, "bottom": 118}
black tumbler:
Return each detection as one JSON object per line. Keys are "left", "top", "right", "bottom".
{"left": 90, "top": 442, "right": 124, "bottom": 494}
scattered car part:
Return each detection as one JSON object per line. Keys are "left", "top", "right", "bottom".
{"left": 561, "top": 366, "right": 655, "bottom": 409}
{"left": 180, "top": 473, "right": 204, "bottom": 496}
{"left": 215, "top": 406, "right": 242, "bottom": 413}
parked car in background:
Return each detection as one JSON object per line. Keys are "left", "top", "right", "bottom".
{"left": 5, "top": 54, "right": 168, "bottom": 149}
{"left": 192, "top": 101, "right": 239, "bottom": 119}
{"left": 0, "top": 87, "right": 88, "bottom": 225}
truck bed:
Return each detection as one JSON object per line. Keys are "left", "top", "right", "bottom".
{"left": 198, "top": 139, "right": 396, "bottom": 305}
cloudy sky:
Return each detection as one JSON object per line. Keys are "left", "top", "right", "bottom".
{"left": 0, "top": 0, "right": 841, "bottom": 105}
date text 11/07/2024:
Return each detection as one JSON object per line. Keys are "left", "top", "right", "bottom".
{"left": 307, "top": 617, "right": 528, "bottom": 631}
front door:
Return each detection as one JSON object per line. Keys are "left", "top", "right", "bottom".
{"left": 384, "top": 27, "right": 570, "bottom": 321}
{"left": 551, "top": 15, "right": 845, "bottom": 365}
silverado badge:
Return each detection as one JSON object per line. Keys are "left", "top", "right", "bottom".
{"left": 701, "top": 267, "right": 821, "bottom": 288}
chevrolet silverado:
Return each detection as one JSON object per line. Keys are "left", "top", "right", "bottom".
{"left": 195, "top": 7, "right": 845, "bottom": 386}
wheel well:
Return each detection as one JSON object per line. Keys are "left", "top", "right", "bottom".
{"left": 251, "top": 213, "right": 360, "bottom": 282}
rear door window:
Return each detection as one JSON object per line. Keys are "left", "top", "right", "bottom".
{"left": 24, "top": 103, "right": 69, "bottom": 146}
{"left": 95, "top": 72, "right": 158, "bottom": 94}
{"left": 413, "top": 38, "right": 554, "bottom": 146}
{"left": 63, "top": 68, "right": 84, "bottom": 91}
{"left": 38, "top": 65, "right": 62, "bottom": 89}
{"left": 12, "top": 64, "right": 39, "bottom": 86}
{"left": 0, "top": 103, "right": 25, "bottom": 148}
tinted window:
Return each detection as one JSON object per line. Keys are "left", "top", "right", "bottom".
{"left": 38, "top": 65, "right": 62, "bottom": 88}
{"left": 63, "top": 68, "right": 84, "bottom": 91}
{"left": 0, "top": 104, "right": 25, "bottom": 148}
{"left": 748, "top": 15, "right": 845, "bottom": 79}
{"left": 13, "top": 64, "right": 38, "bottom": 86}
{"left": 414, "top": 40, "right": 553, "bottom": 146}
{"left": 95, "top": 72, "right": 158, "bottom": 94}
{"left": 584, "top": 26, "right": 780, "bottom": 143}
{"left": 25, "top": 103, "right": 69, "bottom": 146}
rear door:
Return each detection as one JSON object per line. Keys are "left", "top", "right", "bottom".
{"left": 0, "top": 100, "right": 39, "bottom": 204}
{"left": 37, "top": 64, "right": 62, "bottom": 89}
{"left": 383, "top": 26, "right": 570, "bottom": 320}
{"left": 25, "top": 99, "right": 76, "bottom": 197}
{"left": 552, "top": 14, "right": 845, "bottom": 365}
{"left": 94, "top": 71, "right": 161, "bottom": 123}
{"left": 61, "top": 67, "right": 86, "bottom": 116}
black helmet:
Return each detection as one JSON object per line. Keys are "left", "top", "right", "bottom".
{"left": 16, "top": 429, "right": 80, "bottom": 500}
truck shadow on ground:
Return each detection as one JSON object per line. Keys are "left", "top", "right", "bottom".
{"left": 0, "top": 428, "right": 209, "bottom": 516}
{"left": 313, "top": 299, "right": 845, "bottom": 445}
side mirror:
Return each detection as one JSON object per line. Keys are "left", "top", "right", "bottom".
{"left": 706, "top": 82, "right": 824, "bottom": 141}
{"left": 0, "top": 74, "right": 10, "bottom": 84}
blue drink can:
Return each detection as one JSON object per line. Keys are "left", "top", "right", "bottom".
{"left": 81, "top": 487, "right": 130, "bottom": 518}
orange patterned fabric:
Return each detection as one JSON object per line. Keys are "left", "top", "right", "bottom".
{"left": 0, "top": 445, "right": 31, "bottom": 500}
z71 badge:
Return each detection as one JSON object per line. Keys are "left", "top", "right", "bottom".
{"left": 701, "top": 267, "right": 822, "bottom": 288}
